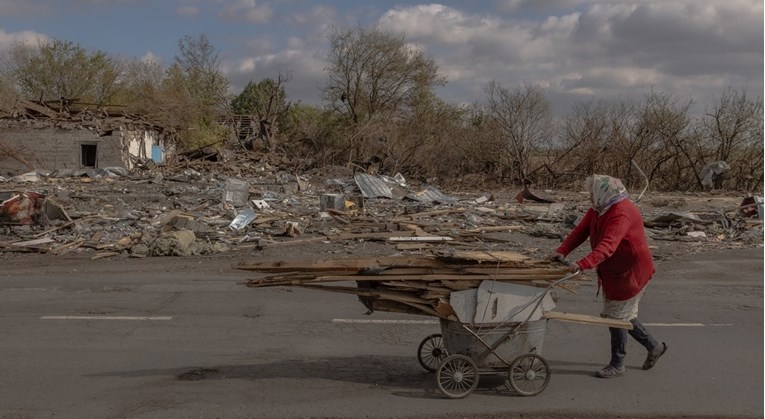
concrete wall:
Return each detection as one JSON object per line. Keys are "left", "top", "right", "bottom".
{"left": 1, "top": 126, "right": 130, "bottom": 176}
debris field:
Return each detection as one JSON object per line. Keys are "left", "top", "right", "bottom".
{"left": 1, "top": 155, "right": 761, "bottom": 266}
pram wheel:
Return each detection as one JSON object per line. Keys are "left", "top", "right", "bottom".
{"left": 507, "top": 353, "right": 551, "bottom": 396}
{"left": 436, "top": 354, "right": 479, "bottom": 399}
{"left": 417, "top": 333, "right": 448, "bottom": 372}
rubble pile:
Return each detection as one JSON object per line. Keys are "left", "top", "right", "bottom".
{"left": 0, "top": 155, "right": 762, "bottom": 261}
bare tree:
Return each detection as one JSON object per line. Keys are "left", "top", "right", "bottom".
{"left": 324, "top": 25, "right": 444, "bottom": 124}
{"left": 484, "top": 81, "right": 554, "bottom": 183}
{"left": 231, "top": 73, "right": 291, "bottom": 151}
{"left": 160, "top": 34, "right": 231, "bottom": 148}
{"left": 702, "top": 88, "right": 763, "bottom": 190}
{"left": 704, "top": 87, "right": 761, "bottom": 162}
{"left": 556, "top": 100, "right": 612, "bottom": 179}
{"left": 629, "top": 91, "right": 693, "bottom": 189}
{"left": 174, "top": 34, "right": 229, "bottom": 112}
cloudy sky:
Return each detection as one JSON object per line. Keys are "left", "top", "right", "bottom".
{"left": 0, "top": 0, "right": 762, "bottom": 114}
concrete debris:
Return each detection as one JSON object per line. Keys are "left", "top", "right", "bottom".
{"left": 252, "top": 200, "right": 270, "bottom": 210}
{"left": 319, "top": 194, "right": 345, "bottom": 211}
{"left": 284, "top": 221, "right": 301, "bottom": 237}
{"left": 0, "top": 157, "right": 760, "bottom": 259}
{"left": 222, "top": 178, "right": 250, "bottom": 207}
{"left": 646, "top": 212, "right": 706, "bottom": 227}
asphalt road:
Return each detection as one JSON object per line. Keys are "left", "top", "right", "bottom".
{"left": 0, "top": 247, "right": 762, "bottom": 419}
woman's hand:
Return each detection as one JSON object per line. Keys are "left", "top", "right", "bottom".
{"left": 547, "top": 252, "right": 580, "bottom": 273}
{"left": 565, "top": 262, "right": 581, "bottom": 274}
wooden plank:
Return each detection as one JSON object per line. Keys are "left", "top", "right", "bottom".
{"left": 441, "top": 280, "right": 480, "bottom": 290}
{"left": 396, "top": 243, "right": 433, "bottom": 251}
{"left": 329, "top": 231, "right": 416, "bottom": 241}
{"left": 370, "top": 299, "right": 428, "bottom": 316}
{"left": 247, "top": 273, "right": 575, "bottom": 288}
{"left": 379, "top": 281, "right": 446, "bottom": 291}
{"left": 397, "top": 300, "right": 442, "bottom": 318}
{"left": 460, "top": 225, "right": 524, "bottom": 234}
{"left": 543, "top": 311, "right": 633, "bottom": 330}
{"left": 419, "top": 290, "right": 450, "bottom": 299}
{"left": 51, "top": 239, "right": 84, "bottom": 256}
{"left": 91, "top": 251, "right": 120, "bottom": 260}
{"left": 237, "top": 255, "right": 570, "bottom": 273}
{"left": 18, "top": 98, "right": 58, "bottom": 118}
{"left": 298, "top": 284, "right": 434, "bottom": 305}
{"left": 236, "top": 255, "right": 443, "bottom": 272}
{"left": 388, "top": 236, "right": 453, "bottom": 242}
{"left": 10, "top": 238, "right": 55, "bottom": 247}
{"left": 443, "top": 250, "right": 530, "bottom": 263}
{"left": 392, "top": 208, "right": 468, "bottom": 222}
{"left": 299, "top": 274, "right": 569, "bottom": 282}
{"left": 458, "top": 267, "right": 571, "bottom": 276}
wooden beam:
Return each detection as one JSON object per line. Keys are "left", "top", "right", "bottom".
{"left": 18, "top": 98, "right": 58, "bottom": 118}
{"left": 543, "top": 311, "right": 633, "bottom": 330}
{"left": 392, "top": 207, "right": 468, "bottom": 222}
{"left": 388, "top": 236, "right": 453, "bottom": 242}
{"left": 236, "top": 255, "right": 443, "bottom": 272}
{"left": 441, "top": 250, "right": 530, "bottom": 263}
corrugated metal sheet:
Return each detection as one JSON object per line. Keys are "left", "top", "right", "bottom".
{"left": 354, "top": 174, "right": 393, "bottom": 199}
{"left": 405, "top": 185, "right": 456, "bottom": 204}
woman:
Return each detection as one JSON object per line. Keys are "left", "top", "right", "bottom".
{"left": 549, "top": 174, "right": 667, "bottom": 378}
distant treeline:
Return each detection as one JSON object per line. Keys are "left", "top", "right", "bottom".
{"left": 0, "top": 28, "right": 761, "bottom": 191}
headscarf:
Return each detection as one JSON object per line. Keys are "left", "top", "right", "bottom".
{"left": 585, "top": 174, "right": 629, "bottom": 215}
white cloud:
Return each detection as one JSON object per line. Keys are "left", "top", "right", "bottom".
{"left": 223, "top": 46, "right": 327, "bottom": 104}
{"left": 375, "top": 1, "right": 762, "bottom": 111}
{"left": 0, "top": 28, "right": 51, "bottom": 52}
{"left": 219, "top": 0, "right": 273, "bottom": 24}
{"left": 287, "top": 5, "right": 336, "bottom": 26}
{"left": 140, "top": 51, "right": 162, "bottom": 65}
{"left": 379, "top": 4, "right": 495, "bottom": 45}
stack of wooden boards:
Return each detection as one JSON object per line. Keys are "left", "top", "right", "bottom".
{"left": 237, "top": 251, "right": 588, "bottom": 321}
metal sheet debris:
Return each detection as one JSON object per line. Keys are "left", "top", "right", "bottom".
{"left": 354, "top": 174, "right": 393, "bottom": 199}
{"left": 229, "top": 208, "right": 257, "bottom": 231}
{"left": 405, "top": 185, "right": 456, "bottom": 204}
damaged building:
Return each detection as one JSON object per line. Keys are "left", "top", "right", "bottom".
{"left": 0, "top": 98, "right": 169, "bottom": 176}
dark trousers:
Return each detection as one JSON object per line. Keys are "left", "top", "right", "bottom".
{"left": 609, "top": 318, "right": 659, "bottom": 368}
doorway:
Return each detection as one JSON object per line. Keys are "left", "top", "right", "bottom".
{"left": 81, "top": 144, "right": 97, "bottom": 167}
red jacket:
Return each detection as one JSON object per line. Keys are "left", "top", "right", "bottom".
{"left": 556, "top": 199, "right": 655, "bottom": 300}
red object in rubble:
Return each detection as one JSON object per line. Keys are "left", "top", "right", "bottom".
{"left": 0, "top": 192, "right": 43, "bottom": 225}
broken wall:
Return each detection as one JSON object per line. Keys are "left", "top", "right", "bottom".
{"left": 123, "top": 128, "right": 168, "bottom": 169}
{"left": 0, "top": 125, "right": 123, "bottom": 175}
